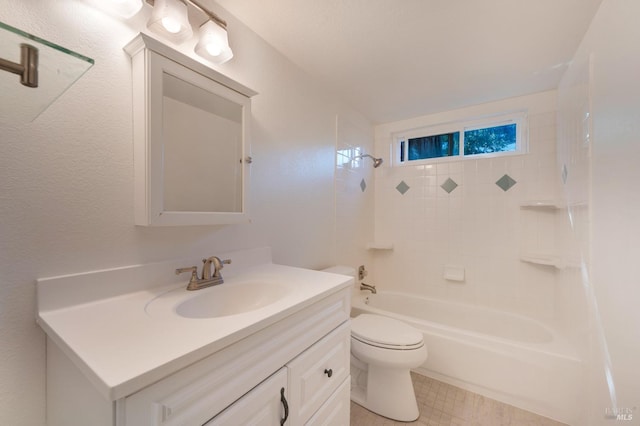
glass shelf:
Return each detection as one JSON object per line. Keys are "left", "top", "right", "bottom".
{"left": 0, "top": 21, "right": 94, "bottom": 124}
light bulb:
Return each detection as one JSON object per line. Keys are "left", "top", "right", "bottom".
{"left": 194, "top": 20, "right": 233, "bottom": 64}
{"left": 206, "top": 43, "right": 222, "bottom": 57}
{"left": 147, "top": 0, "right": 192, "bottom": 43}
{"left": 162, "top": 16, "right": 182, "bottom": 34}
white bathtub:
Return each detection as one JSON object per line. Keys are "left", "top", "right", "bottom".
{"left": 351, "top": 291, "right": 582, "bottom": 425}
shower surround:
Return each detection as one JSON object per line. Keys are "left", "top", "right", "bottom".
{"left": 372, "top": 91, "right": 560, "bottom": 324}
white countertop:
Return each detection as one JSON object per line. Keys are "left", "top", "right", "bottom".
{"left": 37, "top": 248, "right": 352, "bottom": 401}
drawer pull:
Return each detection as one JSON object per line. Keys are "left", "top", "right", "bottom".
{"left": 324, "top": 368, "right": 333, "bottom": 378}
{"left": 280, "top": 387, "right": 289, "bottom": 425}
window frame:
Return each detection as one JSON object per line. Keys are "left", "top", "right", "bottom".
{"left": 392, "top": 111, "right": 528, "bottom": 166}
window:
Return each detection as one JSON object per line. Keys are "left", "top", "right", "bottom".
{"left": 464, "top": 123, "right": 517, "bottom": 155}
{"left": 403, "top": 131, "right": 459, "bottom": 161}
{"left": 394, "top": 112, "right": 527, "bottom": 165}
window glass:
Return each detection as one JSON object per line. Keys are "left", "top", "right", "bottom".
{"left": 408, "top": 132, "right": 460, "bottom": 160}
{"left": 464, "top": 123, "right": 516, "bottom": 155}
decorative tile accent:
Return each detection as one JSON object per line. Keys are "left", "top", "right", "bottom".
{"left": 440, "top": 177, "right": 458, "bottom": 194}
{"left": 562, "top": 164, "right": 568, "bottom": 184}
{"left": 396, "top": 180, "right": 410, "bottom": 195}
{"left": 360, "top": 178, "right": 367, "bottom": 192}
{"left": 495, "top": 174, "right": 517, "bottom": 192}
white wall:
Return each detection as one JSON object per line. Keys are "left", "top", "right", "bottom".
{"left": 372, "top": 92, "right": 560, "bottom": 321}
{"left": 0, "top": 1, "right": 370, "bottom": 424}
{"left": 557, "top": 0, "right": 640, "bottom": 423}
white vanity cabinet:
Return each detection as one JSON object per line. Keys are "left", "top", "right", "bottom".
{"left": 45, "top": 286, "right": 351, "bottom": 426}
{"left": 206, "top": 322, "right": 350, "bottom": 426}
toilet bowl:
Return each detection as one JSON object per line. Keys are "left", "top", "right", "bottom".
{"left": 350, "top": 314, "right": 428, "bottom": 421}
{"left": 320, "top": 266, "right": 428, "bottom": 421}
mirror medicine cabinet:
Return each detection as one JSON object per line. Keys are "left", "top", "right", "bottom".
{"left": 124, "top": 34, "right": 256, "bottom": 226}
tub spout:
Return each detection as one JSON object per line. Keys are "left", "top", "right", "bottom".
{"left": 360, "top": 282, "right": 377, "bottom": 294}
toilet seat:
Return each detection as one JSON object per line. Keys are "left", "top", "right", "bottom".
{"left": 351, "top": 314, "right": 424, "bottom": 350}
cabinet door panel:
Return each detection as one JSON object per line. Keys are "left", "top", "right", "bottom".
{"left": 305, "top": 379, "right": 350, "bottom": 426}
{"left": 205, "top": 368, "right": 287, "bottom": 426}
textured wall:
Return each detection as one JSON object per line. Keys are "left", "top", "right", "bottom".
{"left": 0, "top": 1, "right": 369, "bottom": 424}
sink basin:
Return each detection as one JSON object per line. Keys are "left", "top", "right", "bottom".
{"left": 174, "top": 281, "right": 290, "bottom": 319}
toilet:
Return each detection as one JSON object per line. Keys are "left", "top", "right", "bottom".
{"left": 351, "top": 314, "right": 428, "bottom": 421}
{"left": 322, "top": 266, "right": 428, "bottom": 421}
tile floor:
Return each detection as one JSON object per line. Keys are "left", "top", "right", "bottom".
{"left": 350, "top": 372, "right": 567, "bottom": 426}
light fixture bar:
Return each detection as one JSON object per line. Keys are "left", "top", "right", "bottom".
{"left": 145, "top": 0, "right": 226, "bottom": 28}
{"left": 187, "top": 0, "right": 226, "bottom": 29}
{"left": 144, "top": 0, "right": 233, "bottom": 64}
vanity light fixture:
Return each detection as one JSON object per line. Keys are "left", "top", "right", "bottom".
{"left": 147, "top": 0, "right": 234, "bottom": 64}
{"left": 87, "top": 0, "right": 234, "bottom": 64}
{"left": 147, "top": 0, "right": 192, "bottom": 43}
{"left": 84, "top": 0, "right": 144, "bottom": 19}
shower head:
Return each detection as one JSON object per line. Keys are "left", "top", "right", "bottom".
{"left": 354, "top": 154, "right": 383, "bottom": 168}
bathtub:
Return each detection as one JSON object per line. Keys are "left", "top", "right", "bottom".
{"left": 351, "top": 291, "right": 582, "bottom": 424}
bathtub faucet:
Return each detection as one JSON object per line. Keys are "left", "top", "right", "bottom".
{"left": 360, "top": 282, "right": 377, "bottom": 294}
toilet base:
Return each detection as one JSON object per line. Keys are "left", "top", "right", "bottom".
{"left": 350, "top": 359, "right": 420, "bottom": 422}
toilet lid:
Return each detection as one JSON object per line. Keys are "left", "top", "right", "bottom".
{"left": 351, "top": 314, "right": 424, "bottom": 349}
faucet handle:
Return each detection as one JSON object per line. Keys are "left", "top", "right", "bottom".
{"left": 358, "top": 265, "right": 368, "bottom": 280}
{"left": 176, "top": 266, "right": 199, "bottom": 285}
{"left": 218, "top": 258, "right": 232, "bottom": 270}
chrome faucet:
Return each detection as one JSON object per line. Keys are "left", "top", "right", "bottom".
{"left": 176, "top": 256, "right": 232, "bottom": 291}
{"left": 360, "top": 282, "right": 377, "bottom": 294}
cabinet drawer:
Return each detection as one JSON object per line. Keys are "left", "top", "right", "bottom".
{"left": 305, "top": 378, "right": 350, "bottom": 426}
{"left": 287, "top": 321, "right": 350, "bottom": 425}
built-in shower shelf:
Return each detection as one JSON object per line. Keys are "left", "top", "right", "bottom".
{"left": 520, "top": 200, "right": 589, "bottom": 210}
{"left": 366, "top": 242, "right": 394, "bottom": 250}
{"left": 520, "top": 253, "right": 581, "bottom": 270}
{"left": 519, "top": 200, "right": 564, "bottom": 210}
{"left": 0, "top": 20, "right": 94, "bottom": 124}
{"left": 520, "top": 253, "right": 562, "bottom": 268}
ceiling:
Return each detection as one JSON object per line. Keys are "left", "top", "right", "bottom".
{"left": 215, "top": 0, "right": 603, "bottom": 124}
